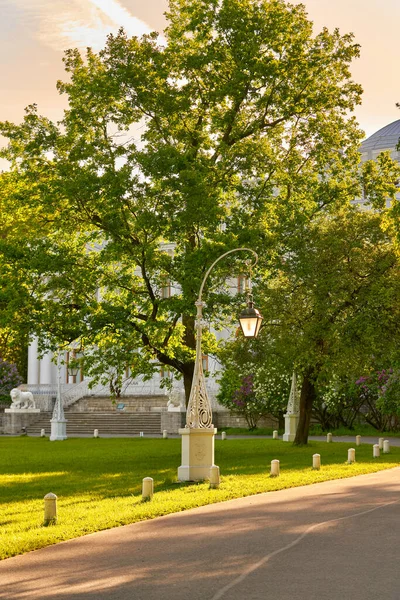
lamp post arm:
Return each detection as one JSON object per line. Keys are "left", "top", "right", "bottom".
{"left": 197, "top": 247, "right": 258, "bottom": 305}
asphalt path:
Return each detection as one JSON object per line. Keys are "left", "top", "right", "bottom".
{"left": 1, "top": 467, "right": 399, "bottom": 600}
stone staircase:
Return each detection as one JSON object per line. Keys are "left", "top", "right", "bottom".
{"left": 25, "top": 395, "right": 166, "bottom": 436}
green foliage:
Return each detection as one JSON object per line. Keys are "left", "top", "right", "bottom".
{"left": 0, "top": 0, "right": 365, "bottom": 396}
{"left": 0, "top": 358, "right": 23, "bottom": 404}
{"left": 220, "top": 374, "right": 269, "bottom": 429}
{"left": 355, "top": 368, "right": 400, "bottom": 431}
{"left": 217, "top": 334, "right": 290, "bottom": 428}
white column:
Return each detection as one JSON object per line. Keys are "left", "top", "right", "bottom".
{"left": 27, "top": 337, "right": 40, "bottom": 385}
{"left": 40, "top": 351, "right": 53, "bottom": 385}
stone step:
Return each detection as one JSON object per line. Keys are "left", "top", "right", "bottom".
{"left": 25, "top": 411, "right": 162, "bottom": 436}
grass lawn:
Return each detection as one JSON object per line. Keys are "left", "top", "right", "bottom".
{"left": 222, "top": 425, "right": 400, "bottom": 437}
{"left": 1, "top": 436, "right": 399, "bottom": 560}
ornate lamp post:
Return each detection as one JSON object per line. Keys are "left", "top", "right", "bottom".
{"left": 50, "top": 351, "right": 67, "bottom": 441}
{"left": 178, "top": 248, "right": 262, "bottom": 481}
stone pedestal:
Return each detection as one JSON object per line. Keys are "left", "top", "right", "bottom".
{"left": 283, "top": 412, "right": 299, "bottom": 442}
{"left": 178, "top": 427, "right": 217, "bottom": 481}
{"left": 50, "top": 418, "right": 67, "bottom": 441}
{"left": 3, "top": 410, "right": 41, "bottom": 434}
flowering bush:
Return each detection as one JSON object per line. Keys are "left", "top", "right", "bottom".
{"left": 0, "top": 358, "right": 23, "bottom": 404}
{"left": 226, "top": 374, "right": 272, "bottom": 430}
{"left": 217, "top": 337, "right": 290, "bottom": 430}
{"left": 355, "top": 368, "right": 400, "bottom": 431}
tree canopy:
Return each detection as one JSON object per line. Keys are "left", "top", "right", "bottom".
{"left": 0, "top": 0, "right": 372, "bottom": 402}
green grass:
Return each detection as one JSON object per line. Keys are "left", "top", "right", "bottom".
{"left": 220, "top": 426, "right": 278, "bottom": 436}
{"left": 0, "top": 437, "right": 399, "bottom": 560}
{"left": 308, "top": 423, "right": 400, "bottom": 437}
{"left": 222, "top": 425, "right": 400, "bottom": 437}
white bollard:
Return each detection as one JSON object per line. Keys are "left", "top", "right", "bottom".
{"left": 93, "top": 429, "right": 99, "bottom": 438}
{"left": 209, "top": 465, "right": 220, "bottom": 489}
{"left": 221, "top": 431, "right": 226, "bottom": 440}
{"left": 273, "top": 430, "right": 278, "bottom": 440}
{"left": 327, "top": 433, "right": 332, "bottom": 443}
{"left": 270, "top": 459, "right": 280, "bottom": 477}
{"left": 44, "top": 493, "right": 57, "bottom": 525}
{"left": 142, "top": 477, "right": 154, "bottom": 501}
{"left": 139, "top": 431, "right": 144, "bottom": 438}
{"left": 373, "top": 444, "right": 380, "bottom": 458}
{"left": 379, "top": 437, "right": 384, "bottom": 450}
{"left": 355, "top": 435, "right": 361, "bottom": 446}
{"left": 383, "top": 440, "right": 390, "bottom": 454}
{"left": 347, "top": 448, "right": 355, "bottom": 464}
{"left": 41, "top": 429, "right": 45, "bottom": 438}
{"left": 163, "top": 430, "right": 168, "bottom": 439}
{"left": 312, "top": 454, "right": 321, "bottom": 470}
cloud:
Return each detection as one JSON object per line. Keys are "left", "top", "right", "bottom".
{"left": 12, "top": 0, "right": 158, "bottom": 52}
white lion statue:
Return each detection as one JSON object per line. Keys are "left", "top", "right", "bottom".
{"left": 10, "top": 388, "right": 36, "bottom": 410}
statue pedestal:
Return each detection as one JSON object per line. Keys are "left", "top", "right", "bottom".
{"left": 3, "top": 409, "right": 41, "bottom": 434}
{"left": 50, "top": 418, "right": 67, "bottom": 441}
{"left": 178, "top": 427, "right": 217, "bottom": 481}
{"left": 283, "top": 413, "right": 299, "bottom": 442}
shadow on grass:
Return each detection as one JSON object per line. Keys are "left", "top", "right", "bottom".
{"left": 1, "top": 437, "right": 399, "bottom": 505}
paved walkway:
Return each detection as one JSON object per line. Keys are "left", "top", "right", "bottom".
{"left": 1, "top": 467, "right": 399, "bottom": 599}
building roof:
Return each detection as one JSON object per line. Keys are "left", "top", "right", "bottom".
{"left": 361, "top": 119, "right": 400, "bottom": 153}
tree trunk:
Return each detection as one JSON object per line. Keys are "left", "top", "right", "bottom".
{"left": 182, "top": 362, "right": 195, "bottom": 406}
{"left": 294, "top": 371, "right": 317, "bottom": 445}
{"left": 181, "top": 313, "right": 196, "bottom": 406}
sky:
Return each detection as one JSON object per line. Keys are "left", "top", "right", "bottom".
{"left": 0, "top": 0, "right": 399, "bottom": 139}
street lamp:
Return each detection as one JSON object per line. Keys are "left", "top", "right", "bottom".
{"left": 67, "top": 351, "right": 83, "bottom": 379}
{"left": 178, "top": 248, "right": 262, "bottom": 481}
{"left": 239, "top": 294, "right": 263, "bottom": 337}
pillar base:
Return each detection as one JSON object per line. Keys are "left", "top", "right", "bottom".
{"left": 178, "top": 427, "right": 217, "bottom": 482}
{"left": 283, "top": 412, "right": 299, "bottom": 442}
{"left": 50, "top": 418, "right": 67, "bottom": 441}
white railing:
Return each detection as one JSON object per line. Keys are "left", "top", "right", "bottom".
{"left": 25, "top": 377, "right": 172, "bottom": 409}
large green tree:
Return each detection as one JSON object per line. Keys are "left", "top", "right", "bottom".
{"left": 0, "top": 0, "right": 363, "bottom": 400}
{"left": 256, "top": 205, "right": 400, "bottom": 444}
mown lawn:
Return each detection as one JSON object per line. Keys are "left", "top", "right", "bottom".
{"left": 1, "top": 436, "right": 399, "bottom": 560}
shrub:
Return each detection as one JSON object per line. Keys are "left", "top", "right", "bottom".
{"left": 0, "top": 358, "right": 23, "bottom": 404}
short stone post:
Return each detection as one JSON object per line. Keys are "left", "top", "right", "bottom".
{"left": 270, "top": 459, "right": 280, "bottom": 477}
{"left": 347, "top": 448, "right": 355, "bottom": 464}
{"left": 273, "top": 430, "right": 278, "bottom": 440}
{"left": 356, "top": 435, "right": 361, "bottom": 446}
{"left": 93, "top": 429, "right": 99, "bottom": 438}
{"left": 383, "top": 440, "right": 390, "bottom": 454}
{"left": 142, "top": 477, "right": 154, "bottom": 501}
{"left": 44, "top": 493, "right": 57, "bottom": 525}
{"left": 163, "top": 430, "right": 168, "bottom": 439}
{"left": 209, "top": 465, "right": 220, "bottom": 489}
{"left": 373, "top": 444, "right": 380, "bottom": 458}
{"left": 327, "top": 433, "right": 332, "bottom": 443}
{"left": 139, "top": 431, "right": 144, "bottom": 438}
{"left": 379, "top": 437, "right": 384, "bottom": 450}
{"left": 312, "top": 454, "right": 321, "bottom": 470}
{"left": 41, "top": 429, "right": 45, "bottom": 438}
{"left": 221, "top": 431, "right": 226, "bottom": 440}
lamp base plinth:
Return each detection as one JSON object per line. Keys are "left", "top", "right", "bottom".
{"left": 178, "top": 427, "right": 217, "bottom": 482}
{"left": 283, "top": 413, "right": 299, "bottom": 442}
{"left": 50, "top": 418, "right": 67, "bottom": 441}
